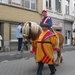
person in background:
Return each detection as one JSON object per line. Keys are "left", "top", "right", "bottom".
{"left": 0, "top": 34, "right": 2, "bottom": 50}
{"left": 16, "top": 22, "right": 24, "bottom": 52}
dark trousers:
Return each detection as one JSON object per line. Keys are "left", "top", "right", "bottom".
{"left": 18, "top": 38, "right": 23, "bottom": 51}
{"left": 0, "top": 47, "right": 1, "bottom": 50}
{"left": 37, "top": 62, "right": 56, "bottom": 75}
{"left": 24, "top": 42, "right": 28, "bottom": 51}
{"left": 25, "top": 44, "right": 28, "bottom": 50}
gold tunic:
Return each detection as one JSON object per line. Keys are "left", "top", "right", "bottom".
{"left": 36, "top": 30, "right": 58, "bottom": 64}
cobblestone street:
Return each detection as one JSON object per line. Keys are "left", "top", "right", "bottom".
{"left": 0, "top": 50, "right": 75, "bottom": 75}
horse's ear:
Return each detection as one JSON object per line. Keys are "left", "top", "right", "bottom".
{"left": 29, "top": 22, "right": 31, "bottom": 27}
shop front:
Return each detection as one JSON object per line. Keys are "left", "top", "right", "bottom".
{"left": 64, "top": 21, "right": 73, "bottom": 45}
{"left": 52, "top": 18, "right": 63, "bottom": 33}
{"left": 0, "top": 22, "right": 4, "bottom": 50}
{"left": 52, "top": 18, "right": 73, "bottom": 45}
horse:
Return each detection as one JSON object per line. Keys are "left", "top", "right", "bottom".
{"left": 22, "top": 21, "right": 64, "bottom": 66}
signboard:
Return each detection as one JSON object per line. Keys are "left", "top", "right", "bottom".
{"left": 52, "top": 19, "right": 63, "bottom": 28}
{"left": 11, "top": 0, "right": 21, "bottom": 6}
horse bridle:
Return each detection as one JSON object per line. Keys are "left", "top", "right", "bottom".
{"left": 24, "top": 22, "right": 32, "bottom": 39}
{"left": 24, "top": 22, "right": 33, "bottom": 43}
{"left": 28, "top": 22, "right": 32, "bottom": 40}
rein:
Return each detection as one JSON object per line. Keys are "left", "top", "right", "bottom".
{"left": 32, "top": 36, "right": 39, "bottom": 41}
{"left": 28, "top": 22, "right": 32, "bottom": 39}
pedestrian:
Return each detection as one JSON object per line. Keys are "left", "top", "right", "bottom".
{"left": 16, "top": 22, "right": 24, "bottom": 57}
{"left": 36, "top": 23, "right": 57, "bottom": 75}
{"left": 0, "top": 34, "right": 2, "bottom": 50}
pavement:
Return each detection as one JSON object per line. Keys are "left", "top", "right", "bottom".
{"left": 0, "top": 46, "right": 75, "bottom": 75}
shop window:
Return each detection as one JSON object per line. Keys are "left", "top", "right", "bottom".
{"left": 24, "top": 0, "right": 37, "bottom": 10}
{"left": 65, "top": 31, "right": 67, "bottom": 44}
{"left": 65, "top": 30, "right": 71, "bottom": 44}
{"left": 0, "top": 0, "right": 8, "bottom": 4}
{"left": 46, "top": 0, "right": 52, "bottom": 10}
{"left": 10, "top": 24, "right": 17, "bottom": 40}
{"left": 55, "top": 0, "right": 61, "bottom": 13}
{"left": 67, "top": 31, "right": 70, "bottom": 39}
{"left": 11, "top": 0, "right": 22, "bottom": 7}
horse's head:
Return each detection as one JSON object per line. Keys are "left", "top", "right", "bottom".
{"left": 22, "top": 21, "right": 42, "bottom": 40}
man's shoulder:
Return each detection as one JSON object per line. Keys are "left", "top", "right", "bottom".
{"left": 47, "top": 30, "right": 55, "bottom": 36}
{"left": 47, "top": 16, "right": 51, "bottom": 19}
{"left": 17, "top": 25, "right": 21, "bottom": 28}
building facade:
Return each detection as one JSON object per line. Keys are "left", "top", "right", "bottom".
{"left": 43, "top": 0, "right": 74, "bottom": 45}
{"left": 0, "top": 0, "right": 43, "bottom": 50}
{"left": 0, "top": 0, "right": 74, "bottom": 51}
{"left": 73, "top": 0, "right": 75, "bottom": 42}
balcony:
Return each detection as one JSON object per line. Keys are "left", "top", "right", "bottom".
{"left": 64, "top": 14, "right": 74, "bottom": 22}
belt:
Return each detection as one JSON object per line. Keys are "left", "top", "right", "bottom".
{"left": 38, "top": 41, "right": 52, "bottom": 44}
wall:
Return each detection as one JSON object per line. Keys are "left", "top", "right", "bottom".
{"left": 0, "top": 4, "right": 41, "bottom": 24}
{"left": 0, "top": 2, "right": 42, "bottom": 50}
{"left": 43, "top": 0, "right": 74, "bottom": 19}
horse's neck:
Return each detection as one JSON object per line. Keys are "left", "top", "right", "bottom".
{"left": 32, "top": 34, "right": 40, "bottom": 41}
{"left": 32, "top": 28, "right": 42, "bottom": 40}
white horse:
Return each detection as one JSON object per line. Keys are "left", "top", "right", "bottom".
{"left": 22, "top": 21, "right": 64, "bottom": 66}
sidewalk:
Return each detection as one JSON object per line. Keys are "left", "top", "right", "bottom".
{"left": 0, "top": 45, "right": 74, "bottom": 56}
{"left": 0, "top": 50, "right": 75, "bottom": 75}
{"left": 62, "top": 45, "right": 75, "bottom": 52}
{"left": 63, "top": 45, "right": 75, "bottom": 49}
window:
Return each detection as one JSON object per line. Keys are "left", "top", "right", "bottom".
{"left": 46, "top": 0, "right": 51, "bottom": 10}
{"left": 11, "top": 0, "right": 22, "bottom": 7}
{"left": 24, "top": 0, "right": 36, "bottom": 10}
{"left": 67, "top": 31, "right": 70, "bottom": 39}
{"left": 10, "top": 24, "right": 17, "bottom": 40}
{"left": 0, "top": 0, "right": 8, "bottom": 4}
{"left": 55, "top": 0, "right": 61, "bottom": 13}
{"left": 24, "top": 0, "right": 30, "bottom": 8}
{"left": 65, "top": 0, "right": 69, "bottom": 14}
{"left": 66, "top": 5, "right": 69, "bottom": 14}
{"left": 0, "top": 0, "right": 1, "bottom": 2}
{"left": 31, "top": 0, "right": 36, "bottom": 10}
{"left": 74, "top": 4, "right": 75, "bottom": 17}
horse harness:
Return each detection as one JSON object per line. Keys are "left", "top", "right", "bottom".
{"left": 38, "top": 41, "right": 52, "bottom": 44}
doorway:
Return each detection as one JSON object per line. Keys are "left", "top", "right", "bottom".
{"left": 65, "top": 31, "right": 71, "bottom": 45}
{"left": 0, "top": 22, "right": 4, "bottom": 48}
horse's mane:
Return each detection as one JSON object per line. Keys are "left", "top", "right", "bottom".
{"left": 22, "top": 21, "right": 42, "bottom": 38}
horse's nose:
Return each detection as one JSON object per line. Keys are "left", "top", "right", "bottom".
{"left": 23, "top": 34, "right": 28, "bottom": 38}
